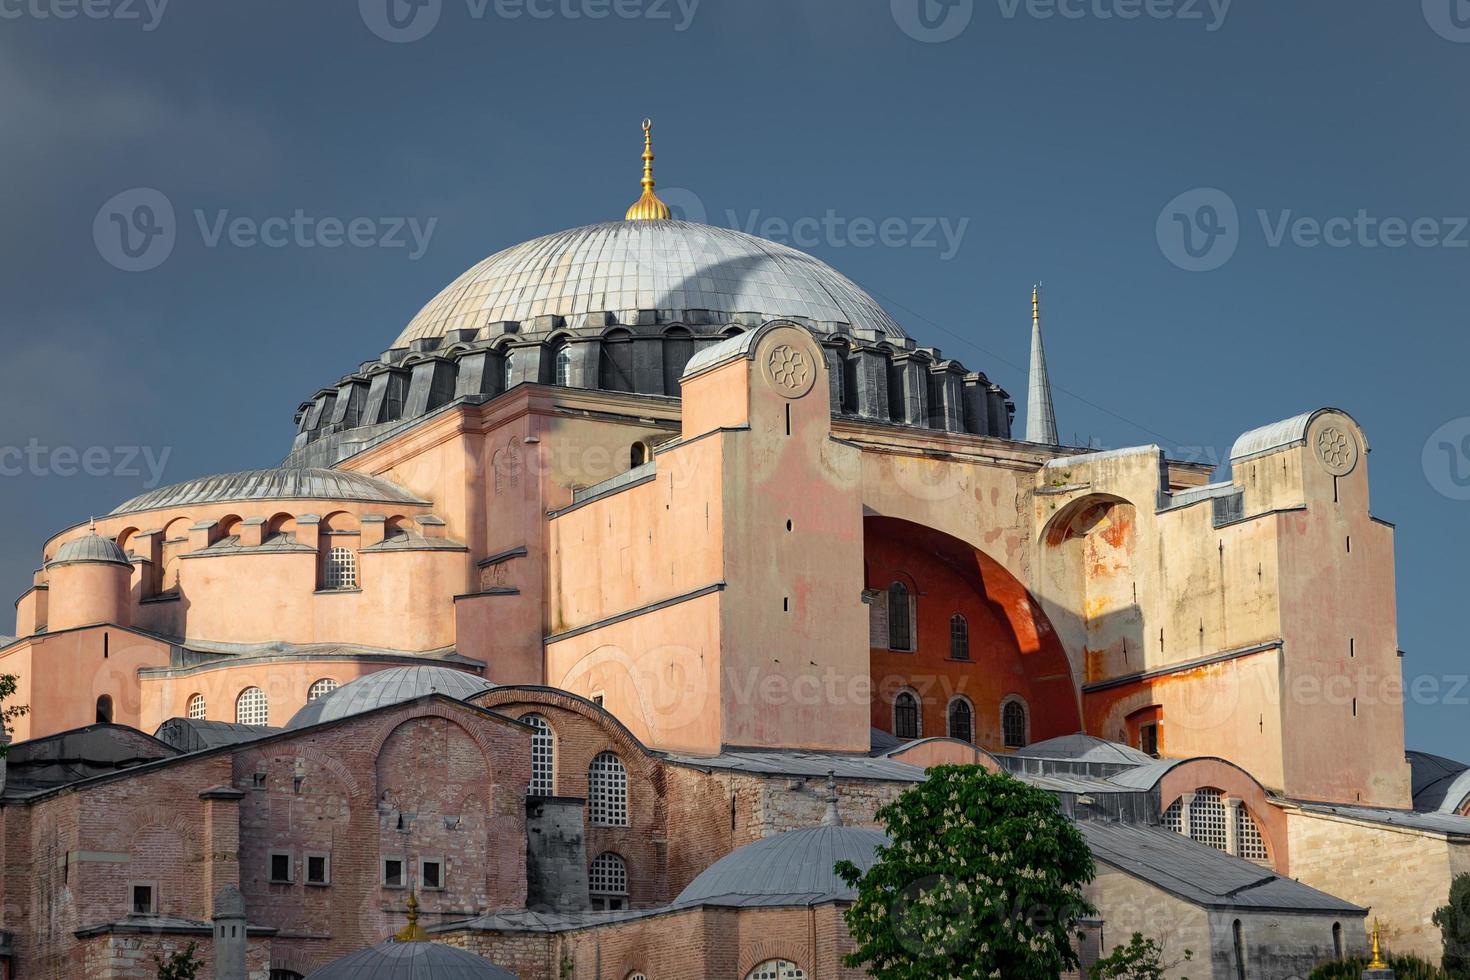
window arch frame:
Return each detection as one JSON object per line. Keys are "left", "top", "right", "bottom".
{"left": 893, "top": 689, "right": 921, "bottom": 741}
{"left": 588, "top": 751, "right": 629, "bottom": 827}
{"left": 553, "top": 343, "right": 573, "bottom": 387}
{"left": 186, "top": 693, "right": 207, "bottom": 720}
{"left": 306, "top": 678, "right": 339, "bottom": 702}
{"left": 521, "top": 713, "right": 556, "bottom": 796}
{"left": 1001, "top": 696, "right": 1029, "bottom": 749}
{"left": 588, "top": 851, "right": 629, "bottom": 911}
{"left": 96, "top": 694, "right": 113, "bottom": 724}
{"left": 947, "top": 695, "right": 974, "bottom": 744}
{"left": 745, "top": 960, "right": 808, "bottom": 980}
{"left": 236, "top": 686, "right": 269, "bottom": 726}
{"left": 948, "top": 612, "right": 969, "bottom": 661}
{"left": 886, "top": 581, "right": 913, "bottom": 652}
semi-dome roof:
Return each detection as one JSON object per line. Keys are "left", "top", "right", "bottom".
{"left": 673, "top": 824, "right": 888, "bottom": 908}
{"left": 1010, "top": 733, "right": 1157, "bottom": 766}
{"left": 111, "top": 467, "right": 426, "bottom": 516}
{"left": 48, "top": 530, "right": 131, "bottom": 568}
{"left": 394, "top": 220, "right": 908, "bottom": 347}
{"left": 303, "top": 940, "right": 518, "bottom": 979}
{"left": 287, "top": 665, "right": 493, "bottom": 729}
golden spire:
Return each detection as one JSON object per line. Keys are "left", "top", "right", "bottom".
{"left": 625, "top": 118, "right": 672, "bottom": 221}
{"left": 1032, "top": 283, "right": 1041, "bottom": 326}
{"left": 394, "top": 890, "right": 428, "bottom": 943}
{"left": 1369, "top": 919, "right": 1387, "bottom": 969}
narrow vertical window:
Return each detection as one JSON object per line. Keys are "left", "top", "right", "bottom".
{"left": 949, "top": 614, "right": 969, "bottom": 660}
{"left": 96, "top": 695, "right": 113, "bottom": 724}
{"left": 522, "top": 713, "right": 555, "bottom": 796}
{"left": 1002, "top": 700, "right": 1028, "bottom": 749}
{"left": 589, "top": 752, "right": 629, "bottom": 827}
{"left": 887, "top": 582, "right": 912, "bottom": 651}
{"left": 948, "top": 698, "right": 973, "bottom": 744}
{"left": 554, "top": 345, "right": 573, "bottom": 387}
{"left": 894, "top": 692, "right": 920, "bottom": 740}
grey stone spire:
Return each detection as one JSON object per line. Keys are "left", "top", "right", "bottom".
{"left": 821, "top": 770, "right": 843, "bottom": 827}
{"left": 1025, "top": 284, "right": 1059, "bottom": 445}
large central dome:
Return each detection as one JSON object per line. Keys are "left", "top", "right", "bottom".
{"left": 394, "top": 220, "right": 908, "bottom": 346}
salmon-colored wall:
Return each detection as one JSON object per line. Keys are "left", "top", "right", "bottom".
{"left": 46, "top": 562, "right": 130, "bottom": 632}
{"left": 0, "top": 627, "right": 173, "bottom": 740}
{"left": 1156, "top": 757, "right": 1292, "bottom": 875}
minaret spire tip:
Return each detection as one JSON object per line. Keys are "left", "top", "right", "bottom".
{"left": 1024, "top": 282, "right": 1059, "bottom": 446}
{"left": 625, "top": 118, "right": 672, "bottom": 221}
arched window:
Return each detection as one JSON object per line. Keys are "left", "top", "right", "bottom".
{"left": 1162, "top": 797, "right": 1184, "bottom": 833}
{"left": 554, "top": 344, "right": 573, "bottom": 387}
{"left": 887, "top": 582, "right": 912, "bottom": 651}
{"left": 187, "top": 693, "right": 207, "bottom": 720}
{"left": 746, "top": 961, "right": 807, "bottom": 980}
{"left": 1187, "top": 789, "right": 1228, "bottom": 851}
{"left": 236, "top": 687, "right": 269, "bottom": 726}
{"left": 521, "top": 713, "right": 555, "bottom": 796}
{"left": 949, "top": 614, "right": 969, "bottom": 660}
{"left": 1332, "top": 922, "right": 1343, "bottom": 959}
{"left": 588, "top": 852, "right": 628, "bottom": 910}
{"left": 323, "top": 546, "right": 357, "bottom": 590}
{"left": 1236, "top": 805, "right": 1271, "bottom": 866}
{"left": 630, "top": 442, "right": 652, "bottom": 467}
{"left": 503, "top": 350, "right": 517, "bottom": 391}
{"left": 588, "top": 752, "right": 628, "bottom": 826}
{"left": 662, "top": 327, "right": 693, "bottom": 394}
{"left": 96, "top": 695, "right": 113, "bottom": 724}
{"left": 947, "top": 697, "right": 973, "bottom": 744}
{"left": 1002, "top": 699, "right": 1028, "bottom": 749}
{"left": 599, "top": 330, "right": 635, "bottom": 392}
{"left": 893, "top": 691, "right": 920, "bottom": 741}
{"left": 307, "top": 678, "right": 338, "bottom": 702}
{"left": 626, "top": 974, "right": 648, "bottom": 980}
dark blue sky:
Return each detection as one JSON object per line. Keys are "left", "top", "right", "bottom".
{"left": 1, "top": 0, "right": 1466, "bottom": 758}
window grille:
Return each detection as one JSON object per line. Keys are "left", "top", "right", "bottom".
{"left": 522, "top": 714, "right": 555, "bottom": 796}
{"left": 236, "top": 687, "right": 269, "bottom": 726}
{"left": 589, "top": 752, "right": 629, "bottom": 826}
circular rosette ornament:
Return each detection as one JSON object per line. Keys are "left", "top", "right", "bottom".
{"left": 1315, "top": 425, "right": 1358, "bottom": 476}
{"left": 764, "top": 343, "right": 815, "bottom": 398}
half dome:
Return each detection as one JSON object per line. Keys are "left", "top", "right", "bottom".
{"left": 111, "top": 467, "right": 426, "bottom": 517}
{"left": 287, "top": 665, "right": 494, "bottom": 729}
{"left": 395, "top": 220, "right": 908, "bottom": 346}
{"left": 673, "top": 825, "right": 888, "bottom": 908}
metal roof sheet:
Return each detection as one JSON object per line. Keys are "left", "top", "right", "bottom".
{"left": 287, "top": 666, "right": 493, "bottom": 729}
{"left": 303, "top": 940, "right": 518, "bottom": 979}
{"left": 1298, "top": 801, "right": 1470, "bottom": 838}
{"left": 111, "top": 467, "right": 426, "bottom": 516}
{"left": 1010, "top": 734, "right": 1157, "bottom": 767}
{"left": 664, "top": 749, "right": 926, "bottom": 782}
{"left": 672, "top": 825, "right": 889, "bottom": 908}
{"left": 1409, "top": 750, "right": 1470, "bottom": 813}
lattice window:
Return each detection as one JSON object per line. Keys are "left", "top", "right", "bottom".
{"left": 1237, "top": 806, "right": 1271, "bottom": 865}
{"left": 307, "top": 678, "right": 338, "bottom": 702}
{"left": 236, "top": 687, "right": 269, "bottom": 727}
{"left": 1188, "top": 788, "right": 1229, "bottom": 852}
{"left": 323, "top": 546, "right": 357, "bottom": 590}
{"left": 522, "top": 713, "right": 555, "bottom": 796}
{"left": 589, "top": 752, "right": 628, "bottom": 827}
{"left": 504, "top": 351, "right": 516, "bottom": 390}
{"left": 187, "top": 693, "right": 206, "bottom": 720}
{"left": 589, "top": 852, "right": 627, "bottom": 901}
{"left": 1163, "top": 797, "right": 1184, "bottom": 833}
{"left": 949, "top": 614, "right": 969, "bottom": 660}
{"left": 747, "top": 961, "right": 807, "bottom": 980}
{"left": 887, "top": 582, "right": 912, "bottom": 651}
{"left": 1002, "top": 699, "right": 1028, "bottom": 749}
{"left": 554, "top": 346, "right": 573, "bottom": 387}
{"left": 894, "top": 692, "right": 920, "bottom": 741}
{"left": 948, "top": 698, "right": 973, "bottom": 744}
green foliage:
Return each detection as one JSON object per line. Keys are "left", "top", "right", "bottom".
{"left": 836, "top": 765, "right": 1097, "bottom": 980}
{"left": 154, "top": 943, "right": 202, "bottom": 980}
{"left": 1309, "top": 953, "right": 1448, "bottom": 980}
{"left": 0, "top": 672, "right": 29, "bottom": 757}
{"left": 1089, "top": 932, "right": 1192, "bottom": 980}
{"left": 1435, "top": 873, "right": 1470, "bottom": 978}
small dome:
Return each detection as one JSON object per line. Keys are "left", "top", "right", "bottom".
{"left": 286, "top": 665, "right": 493, "bottom": 729}
{"left": 48, "top": 531, "right": 130, "bottom": 569}
{"left": 304, "top": 940, "right": 518, "bottom": 979}
{"left": 110, "top": 467, "right": 426, "bottom": 516}
{"left": 673, "top": 825, "right": 888, "bottom": 908}
{"left": 1010, "top": 734, "right": 1156, "bottom": 766}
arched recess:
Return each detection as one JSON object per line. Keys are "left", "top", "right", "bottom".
{"left": 1153, "top": 756, "right": 1291, "bottom": 874}
{"left": 158, "top": 516, "right": 194, "bottom": 593}
{"left": 599, "top": 329, "right": 635, "bottom": 392}
{"left": 865, "top": 516, "right": 1081, "bottom": 750}
{"left": 662, "top": 327, "right": 694, "bottom": 395}
{"left": 1038, "top": 493, "right": 1143, "bottom": 686}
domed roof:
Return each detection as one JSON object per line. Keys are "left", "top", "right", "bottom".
{"left": 111, "top": 467, "right": 426, "bottom": 516}
{"left": 394, "top": 220, "right": 908, "bottom": 347}
{"left": 1010, "top": 733, "right": 1157, "bottom": 766}
{"left": 48, "top": 530, "right": 131, "bottom": 568}
{"left": 673, "top": 825, "right": 888, "bottom": 908}
{"left": 304, "top": 940, "right": 518, "bottom": 979}
{"left": 286, "top": 665, "right": 493, "bottom": 729}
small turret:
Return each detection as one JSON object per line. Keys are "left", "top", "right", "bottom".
{"left": 212, "top": 885, "right": 247, "bottom": 980}
{"left": 44, "top": 522, "right": 132, "bottom": 631}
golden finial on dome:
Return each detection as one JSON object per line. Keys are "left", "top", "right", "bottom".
{"left": 625, "top": 118, "right": 672, "bottom": 221}
{"left": 394, "top": 890, "right": 428, "bottom": 943}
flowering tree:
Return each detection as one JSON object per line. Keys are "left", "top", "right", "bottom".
{"left": 0, "top": 673, "right": 28, "bottom": 756}
{"left": 835, "top": 765, "right": 1096, "bottom": 980}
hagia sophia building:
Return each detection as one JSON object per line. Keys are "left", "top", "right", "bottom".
{"left": 0, "top": 122, "right": 1465, "bottom": 979}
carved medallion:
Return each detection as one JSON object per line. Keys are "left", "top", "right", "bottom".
{"left": 764, "top": 343, "right": 815, "bottom": 398}
{"left": 1315, "top": 425, "right": 1358, "bottom": 476}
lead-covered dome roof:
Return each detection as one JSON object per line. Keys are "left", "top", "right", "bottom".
{"left": 303, "top": 940, "right": 518, "bottom": 979}
{"left": 48, "top": 530, "right": 131, "bottom": 568}
{"left": 111, "top": 467, "right": 426, "bottom": 516}
{"left": 673, "top": 825, "right": 888, "bottom": 907}
{"left": 287, "top": 665, "right": 493, "bottom": 729}
{"left": 394, "top": 220, "right": 908, "bottom": 346}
